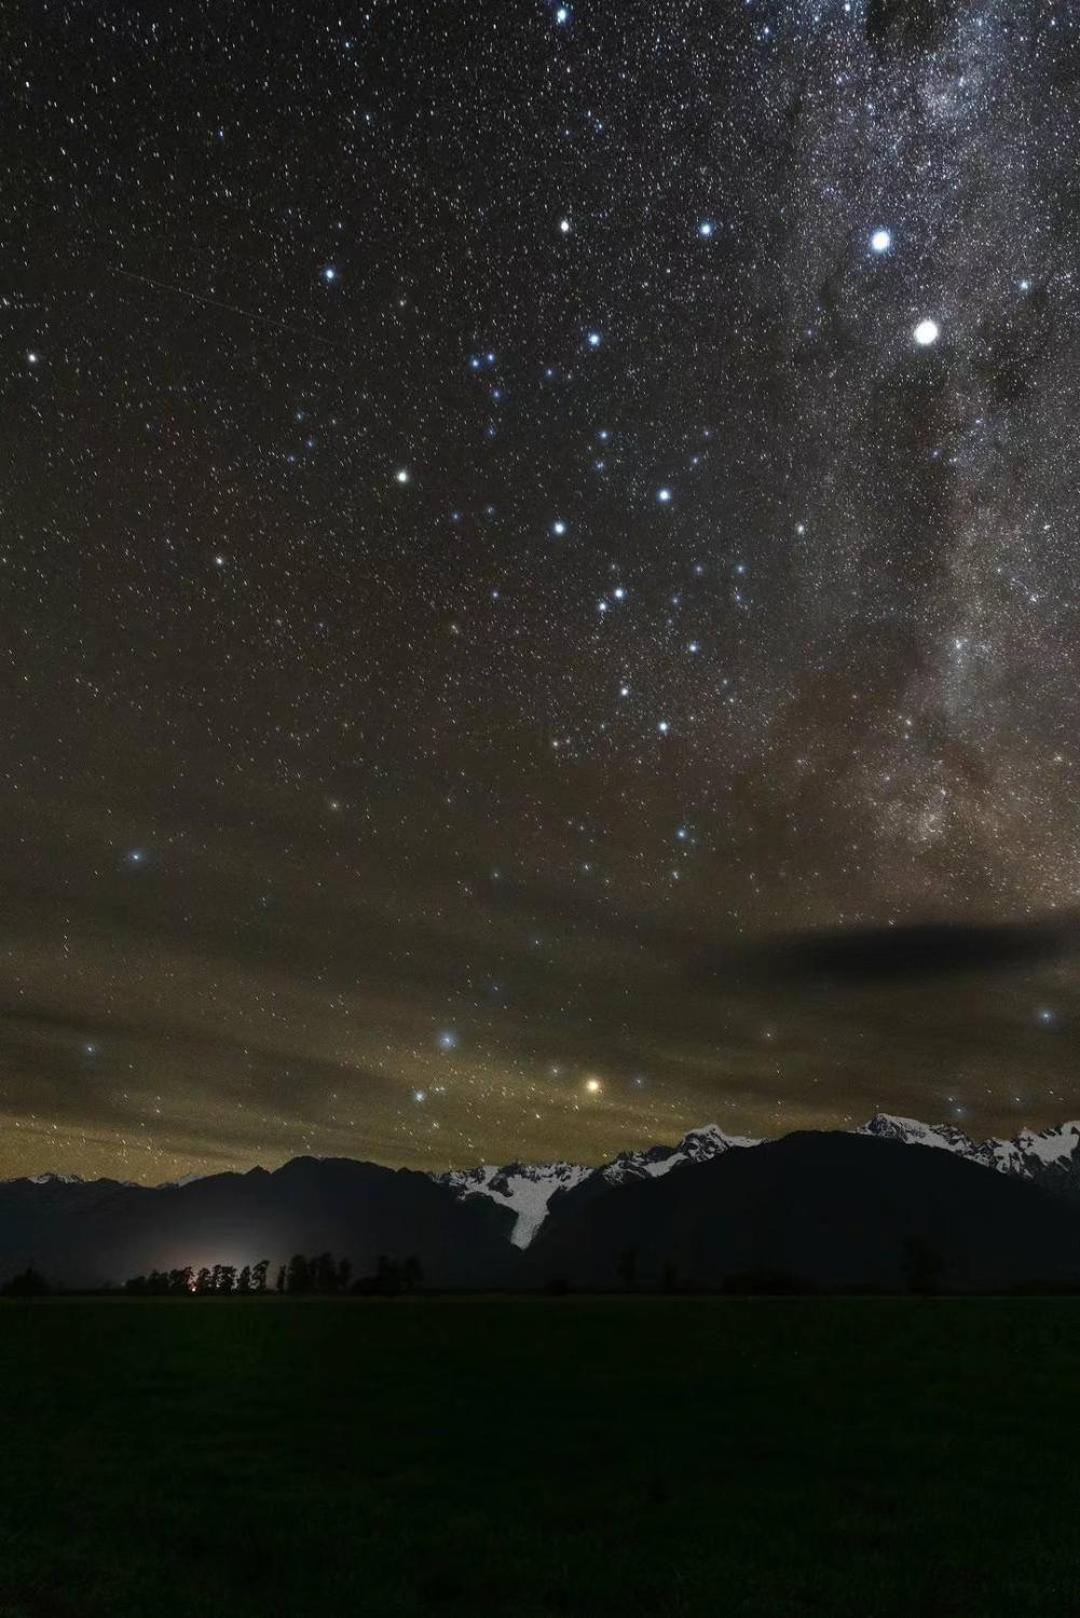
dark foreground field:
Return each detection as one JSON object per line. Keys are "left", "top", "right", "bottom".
{"left": 2, "top": 1298, "right": 1079, "bottom": 1617}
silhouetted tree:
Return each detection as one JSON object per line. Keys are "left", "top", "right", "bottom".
{"left": 312, "top": 1252, "right": 338, "bottom": 1294}
{"left": 401, "top": 1255, "right": 423, "bottom": 1294}
{"left": 236, "top": 1265, "right": 251, "bottom": 1295}
{"left": 286, "top": 1253, "right": 311, "bottom": 1294}
{"left": 124, "top": 1273, "right": 148, "bottom": 1296}
{"left": 617, "top": 1247, "right": 638, "bottom": 1292}
{"left": 336, "top": 1257, "right": 352, "bottom": 1292}
{"left": 2, "top": 1266, "right": 51, "bottom": 1297}
{"left": 252, "top": 1259, "right": 270, "bottom": 1294}
{"left": 195, "top": 1267, "right": 212, "bottom": 1295}
{"left": 275, "top": 1263, "right": 286, "bottom": 1294}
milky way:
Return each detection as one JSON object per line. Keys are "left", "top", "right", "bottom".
{"left": 4, "top": 0, "right": 1080, "bottom": 1182}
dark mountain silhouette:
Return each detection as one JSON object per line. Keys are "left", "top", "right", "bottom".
{"left": 0, "top": 1158, "right": 515, "bottom": 1290}
{"left": 523, "top": 1133, "right": 1080, "bottom": 1293}
{"left": 5, "top": 1132, "right": 1080, "bottom": 1293}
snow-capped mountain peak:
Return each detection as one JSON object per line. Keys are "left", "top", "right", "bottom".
{"left": 436, "top": 1124, "right": 760, "bottom": 1247}
{"left": 438, "top": 1115, "right": 1080, "bottom": 1247}
{"left": 434, "top": 1158, "right": 594, "bottom": 1248}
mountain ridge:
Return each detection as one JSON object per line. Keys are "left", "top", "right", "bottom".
{"left": 12, "top": 1114, "right": 1080, "bottom": 1251}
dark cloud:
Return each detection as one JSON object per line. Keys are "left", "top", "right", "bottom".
{"left": 735, "top": 917, "right": 1080, "bottom": 988}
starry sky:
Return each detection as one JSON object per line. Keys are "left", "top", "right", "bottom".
{"left": 5, "top": 0, "right": 1080, "bottom": 1183}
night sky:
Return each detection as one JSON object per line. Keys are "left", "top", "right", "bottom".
{"left": 6, "top": 0, "right": 1080, "bottom": 1183}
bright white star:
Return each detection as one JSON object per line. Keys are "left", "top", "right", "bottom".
{"left": 913, "top": 318, "right": 940, "bottom": 346}
{"left": 870, "top": 228, "right": 892, "bottom": 253}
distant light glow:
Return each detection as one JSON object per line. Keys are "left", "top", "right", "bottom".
{"left": 584, "top": 1076, "right": 601, "bottom": 1094}
{"left": 437, "top": 1029, "right": 458, "bottom": 1050}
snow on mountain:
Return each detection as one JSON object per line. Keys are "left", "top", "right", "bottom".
{"left": 440, "top": 1116, "right": 1080, "bottom": 1246}
{"left": 28, "top": 1172, "right": 84, "bottom": 1186}
{"left": 435, "top": 1160, "right": 594, "bottom": 1248}
{"left": 859, "top": 1114, "right": 983, "bottom": 1157}
{"left": 859, "top": 1113, "right": 1080, "bottom": 1183}
{"left": 436, "top": 1125, "right": 759, "bottom": 1247}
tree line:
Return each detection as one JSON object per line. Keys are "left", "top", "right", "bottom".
{"left": 121, "top": 1252, "right": 424, "bottom": 1297}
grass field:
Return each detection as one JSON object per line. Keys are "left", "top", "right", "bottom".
{"left": 1, "top": 1297, "right": 1079, "bottom": 1617}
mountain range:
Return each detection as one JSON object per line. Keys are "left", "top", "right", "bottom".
{"left": 4, "top": 1114, "right": 1080, "bottom": 1292}
{"left": 437, "top": 1113, "right": 1080, "bottom": 1244}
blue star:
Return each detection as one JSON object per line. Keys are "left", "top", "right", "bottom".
{"left": 587, "top": 331, "right": 602, "bottom": 348}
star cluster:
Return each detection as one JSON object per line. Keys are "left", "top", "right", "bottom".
{"left": 3, "top": 0, "right": 1080, "bottom": 1181}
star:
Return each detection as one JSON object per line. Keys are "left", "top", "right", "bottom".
{"left": 552, "top": 520, "right": 567, "bottom": 536}
{"left": 26, "top": 351, "right": 39, "bottom": 365}
{"left": 559, "top": 217, "right": 571, "bottom": 234}
{"left": 656, "top": 487, "right": 672, "bottom": 503}
{"left": 395, "top": 468, "right": 411, "bottom": 484}
{"left": 913, "top": 318, "right": 940, "bottom": 347}
{"left": 322, "top": 266, "right": 337, "bottom": 282}
{"left": 698, "top": 220, "right": 715, "bottom": 238}
{"left": 587, "top": 331, "right": 602, "bottom": 348}
{"left": 437, "top": 1030, "right": 458, "bottom": 1050}
{"left": 869, "top": 228, "right": 892, "bottom": 253}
